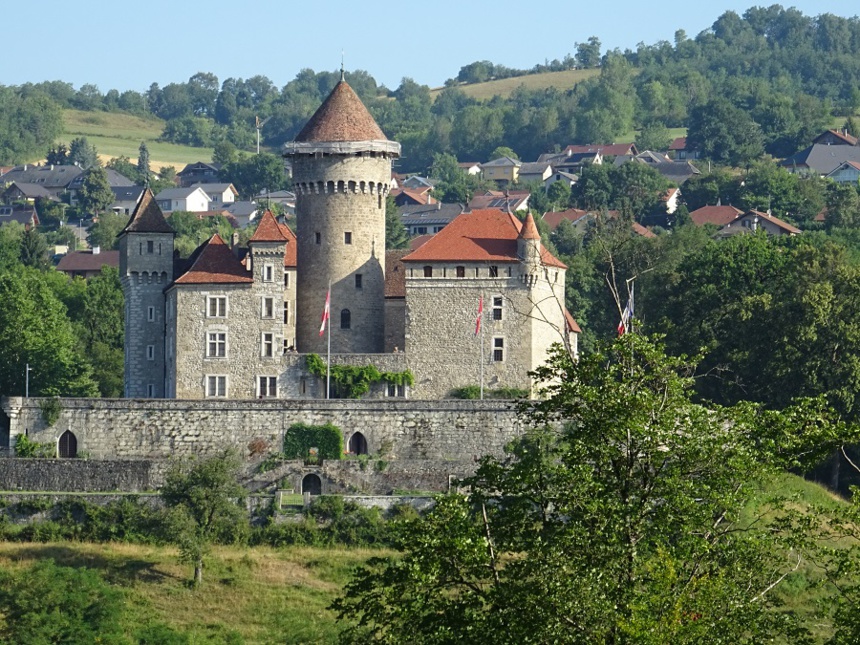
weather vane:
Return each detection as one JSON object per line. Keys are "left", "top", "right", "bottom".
{"left": 341, "top": 50, "right": 345, "bottom": 81}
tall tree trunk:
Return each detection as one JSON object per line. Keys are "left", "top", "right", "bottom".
{"left": 194, "top": 558, "right": 203, "bottom": 588}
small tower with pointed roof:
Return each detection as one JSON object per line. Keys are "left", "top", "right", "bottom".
{"left": 117, "top": 189, "right": 175, "bottom": 398}
{"left": 284, "top": 77, "right": 400, "bottom": 353}
{"left": 517, "top": 211, "right": 543, "bottom": 286}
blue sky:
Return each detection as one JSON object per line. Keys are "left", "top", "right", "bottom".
{"left": 4, "top": 1, "right": 858, "bottom": 92}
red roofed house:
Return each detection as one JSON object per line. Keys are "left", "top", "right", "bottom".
{"left": 56, "top": 248, "right": 120, "bottom": 279}
{"left": 689, "top": 205, "right": 745, "bottom": 228}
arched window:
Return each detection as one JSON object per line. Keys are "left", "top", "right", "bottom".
{"left": 341, "top": 309, "right": 351, "bottom": 329}
{"left": 348, "top": 432, "right": 368, "bottom": 456}
{"left": 302, "top": 473, "right": 322, "bottom": 495}
{"left": 59, "top": 430, "right": 77, "bottom": 458}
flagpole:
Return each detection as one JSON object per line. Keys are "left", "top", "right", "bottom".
{"left": 326, "top": 280, "right": 331, "bottom": 400}
{"left": 480, "top": 293, "right": 484, "bottom": 401}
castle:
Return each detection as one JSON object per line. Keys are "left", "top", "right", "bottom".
{"left": 119, "top": 78, "right": 578, "bottom": 402}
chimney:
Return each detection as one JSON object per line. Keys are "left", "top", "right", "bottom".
{"left": 93, "top": 246, "right": 100, "bottom": 255}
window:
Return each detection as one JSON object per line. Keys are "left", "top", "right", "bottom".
{"left": 258, "top": 376, "right": 277, "bottom": 399}
{"left": 147, "top": 240, "right": 154, "bottom": 254}
{"left": 341, "top": 309, "right": 351, "bottom": 329}
{"left": 423, "top": 266, "right": 433, "bottom": 278}
{"left": 262, "top": 297, "right": 274, "bottom": 318}
{"left": 493, "top": 337, "right": 504, "bottom": 362}
{"left": 414, "top": 226, "right": 427, "bottom": 235}
{"left": 261, "top": 332, "right": 274, "bottom": 357}
{"left": 283, "top": 301, "right": 290, "bottom": 324}
{"left": 146, "top": 345, "right": 155, "bottom": 361}
{"left": 263, "top": 264, "right": 274, "bottom": 282}
{"left": 146, "top": 384, "right": 156, "bottom": 397}
{"left": 207, "top": 332, "right": 226, "bottom": 357}
{"left": 344, "top": 231, "right": 352, "bottom": 244}
{"left": 493, "top": 296, "right": 503, "bottom": 321}
{"left": 284, "top": 271, "right": 290, "bottom": 287}
{"left": 456, "top": 266, "right": 465, "bottom": 278}
{"left": 386, "top": 383, "right": 407, "bottom": 398}
{"left": 489, "top": 265, "right": 499, "bottom": 278}
{"left": 315, "top": 232, "right": 321, "bottom": 244}
{"left": 355, "top": 274, "right": 363, "bottom": 289}
{"left": 206, "top": 375, "right": 226, "bottom": 397}
{"left": 147, "top": 306, "right": 156, "bottom": 322}
{"left": 207, "top": 296, "right": 227, "bottom": 318}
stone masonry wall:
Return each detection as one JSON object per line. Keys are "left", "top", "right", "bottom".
{"left": 2, "top": 397, "right": 522, "bottom": 462}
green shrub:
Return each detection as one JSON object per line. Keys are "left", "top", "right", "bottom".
{"left": 449, "top": 385, "right": 530, "bottom": 399}
{"left": 283, "top": 423, "right": 343, "bottom": 460}
{"left": 305, "top": 354, "right": 414, "bottom": 398}
{"left": 14, "top": 434, "right": 54, "bottom": 458}
{"left": 38, "top": 397, "right": 62, "bottom": 426}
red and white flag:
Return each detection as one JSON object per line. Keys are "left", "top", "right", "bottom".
{"left": 319, "top": 289, "right": 330, "bottom": 336}
{"left": 617, "top": 292, "right": 634, "bottom": 336}
{"left": 475, "top": 296, "right": 483, "bottom": 336}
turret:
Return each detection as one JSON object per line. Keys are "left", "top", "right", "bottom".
{"left": 284, "top": 78, "right": 400, "bottom": 354}
{"left": 518, "top": 211, "right": 543, "bottom": 286}
{"left": 117, "top": 189, "right": 175, "bottom": 397}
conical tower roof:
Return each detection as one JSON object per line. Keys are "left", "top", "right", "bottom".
{"left": 519, "top": 212, "right": 541, "bottom": 240}
{"left": 120, "top": 188, "right": 173, "bottom": 235}
{"left": 249, "top": 210, "right": 287, "bottom": 243}
{"left": 284, "top": 79, "right": 400, "bottom": 156}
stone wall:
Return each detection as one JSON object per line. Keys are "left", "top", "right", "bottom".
{"left": 1, "top": 397, "right": 522, "bottom": 463}
{"left": 0, "top": 458, "right": 165, "bottom": 492}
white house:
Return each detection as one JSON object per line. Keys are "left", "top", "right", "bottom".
{"left": 155, "top": 186, "right": 211, "bottom": 213}
{"left": 192, "top": 183, "right": 238, "bottom": 206}
{"left": 825, "top": 161, "right": 860, "bottom": 184}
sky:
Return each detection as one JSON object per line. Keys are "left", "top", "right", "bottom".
{"left": 3, "top": 0, "right": 859, "bottom": 93}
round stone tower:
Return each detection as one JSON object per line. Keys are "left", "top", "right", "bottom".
{"left": 284, "top": 78, "right": 400, "bottom": 354}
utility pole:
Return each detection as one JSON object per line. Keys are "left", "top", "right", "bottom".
{"left": 255, "top": 116, "right": 271, "bottom": 154}
{"left": 25, "top": 364, "right": 32, "bottom": 398}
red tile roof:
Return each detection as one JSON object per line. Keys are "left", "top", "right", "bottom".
{"left": 402, "top": 209, "right": 566, "bottom": 269}
{"left": 409, "top": 234, "right": 434, "bottom": 250}
{"left": 669, "top": 137, "right": 687, "bottom": 151}
{"left": 520, "top": 212, "right": 541, "bottom": 240}
{"left": 174, "top": 234, "right": 253, "bottom": 285}
{"left": 690, "top": 205, "right": 744, "bottom": 227}
{"left": 279, "top": 223, "right": 297, "bottom": 267}
{"left": 740, "top": 210, "right": 802, "bottom": 235}
{"left": 564, "top": 309, "right": 582, "bottom": 334}
{"left": 542, "top": 208, "right": 591, "bottom": 231}
{"left": 250, "top": 210, "right": 287, "bottom": 243}
{"left": 816, "top": 129, "right": 859, "bottom": 146}
{"left": 294, "top": 80, "right": 388, "bottom": 143}
{"left": 56, "top": 250, "right": 120, "bottom": 273}
{"left": 632, "top": 222, "right": 657, "bottom": 238}
{"left": 120, "top": 188, "right": 173, "bottom": 235}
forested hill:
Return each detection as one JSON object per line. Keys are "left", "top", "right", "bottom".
{"left": 3, "top": 5, "right": 860, "bottom": 171}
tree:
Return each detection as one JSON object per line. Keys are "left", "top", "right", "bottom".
{"left": 224, "top": 152, "right": 287, "bottom": 198}
{"left": 137, "top": 141, "right": 152, "bottom": 184}
{"left": 45, "top": 143, "right": 68, "bottom": 165}
{"left": 489, "top": 146, "right": 518, "bottom": 161}
{"left": 334, "top": 335, "right": 838, "bottom": 643}
{"left": 636, "top": 121, "right": 673, "bottom": 152}
{"left": 0, "top": 560, "right": 124, "bottom": 644}
{"left": 68, "top": 136, "right": 99, "bottom": 169}
{"left": 687, "top": 99, "right": 764, "bottom": 166}
{"left": 161, "top": 451, "right": 248, "bottom": 588}
{"left": 19, "top": 227, "right": 49, "bottom": 269}
{"left": 0, "top": 269, "right": 98, "bottom": 397}
{"left": 385, "top": 195, "right": 409, "bottom": 249}
{"left": 77, "top": 167, "right": 114, "bottom": 216}
{"left": 575, "top": 36, "right": 602, "bottom": 68}
{"left": 87, "top": 211, "right": 127, "bottom": 250}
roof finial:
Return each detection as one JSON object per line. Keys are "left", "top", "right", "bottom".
{"left": 341, "top": 51, "right": 345, "bottom": 82}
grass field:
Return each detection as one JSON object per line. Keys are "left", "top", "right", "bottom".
{"left": 59, "top": 109, "right": 212, "bottom": 172}
{"left": 0, "top": 541, "right": 385, "bottom": 644}
{"left": 431, "top": 68, "right": 600, "bottom": 101}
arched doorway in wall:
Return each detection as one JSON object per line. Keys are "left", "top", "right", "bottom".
{"left": 58, "top": 431, "right": 77, "bottom": 458}
{"left": 301, "top": 473, "right": 322, "bottom": 496}
{"left": 348, "top": 432, "right": 368, "bottom": 456}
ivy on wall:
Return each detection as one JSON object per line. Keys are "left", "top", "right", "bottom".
{"left": 283, "top": 423, "right": 343, "bottom": 460}
{"left": 305, "top": 354, "right": 415, "bottom": 399}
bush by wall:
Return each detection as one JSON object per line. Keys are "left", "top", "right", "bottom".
{"left": 282, "top": 423, "right": 343, "bottom": 461}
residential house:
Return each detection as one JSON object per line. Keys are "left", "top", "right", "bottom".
{"left": 226, "top": 201, "right": 260, "bottom": 228}
{"left": 457, "top": 162, "right": 482, "bottom": 175}
{"left": 564, "top": 143, "right": 637, "bottom": 158}
{"left": 469, "top": 190, "right": 530, "bottom": 212}
{"left": 542, "top": 208, "right": 592, "bottom": 231}
{"left": 56, "top": 247, "right": 120, "bottom": 279}
{"left": 0, "top": 204, "right": 39, "bottom": 228}
{"left": 155, "top": 186, "right": 211, "bottom": 213}
{"left": 481, "top": 157, "right": 521, "bottom": 185}
{"left": 545, "top": 170, "right": 578, "bottom": 189}
{"left": 401, "top": 176, "right": 435, "bottom": 191}
{"left": 614, "top": 153, "right": 701, "bottom": 184}
{"left": 668, "top": 137, "right": 700, "bottom": 161}
{"left": 780, "top": 144, "right": 860, "bottom": 176}
{"left": 0, "top": 163, "right": 83, "bottom": 200}
{"left": 110, "top": 186, "right": 146, "bottom": 216}
{"left": 813, "top": 129, "right": 858, "bottom": 146}
{"left": 392, "top": 188, "right": 436, "bottom": 207}
{"left": 825, "top": 161, "right": 860, "bottom": 184}
{"left": 67, "top": 169, "right": 135, "bottom": 206}
{"left": 400, "top": 202, "right": 463, "bottom": 236}
{"left": 518, "top": 162, "right": 553, "bottom": 184}
{"left": 541, "top": 208, "right": 652, "bottom": 238}
{"left": 716, "top": 210, "right": 801, "bottom": 237}
{"left": 193, "top": 183, "right": 238, "bottom": 206}
{"left": 537, "top": 150, "right": 602, "bottom": 175}
{"left": 177, "top": 162, "right": 221, "bottom": 187}
{"left": 662, "top": 188, "right": 681, "bottom": 214}
{"left": 2, "top": 181, "right": 57, "bottom": 203}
